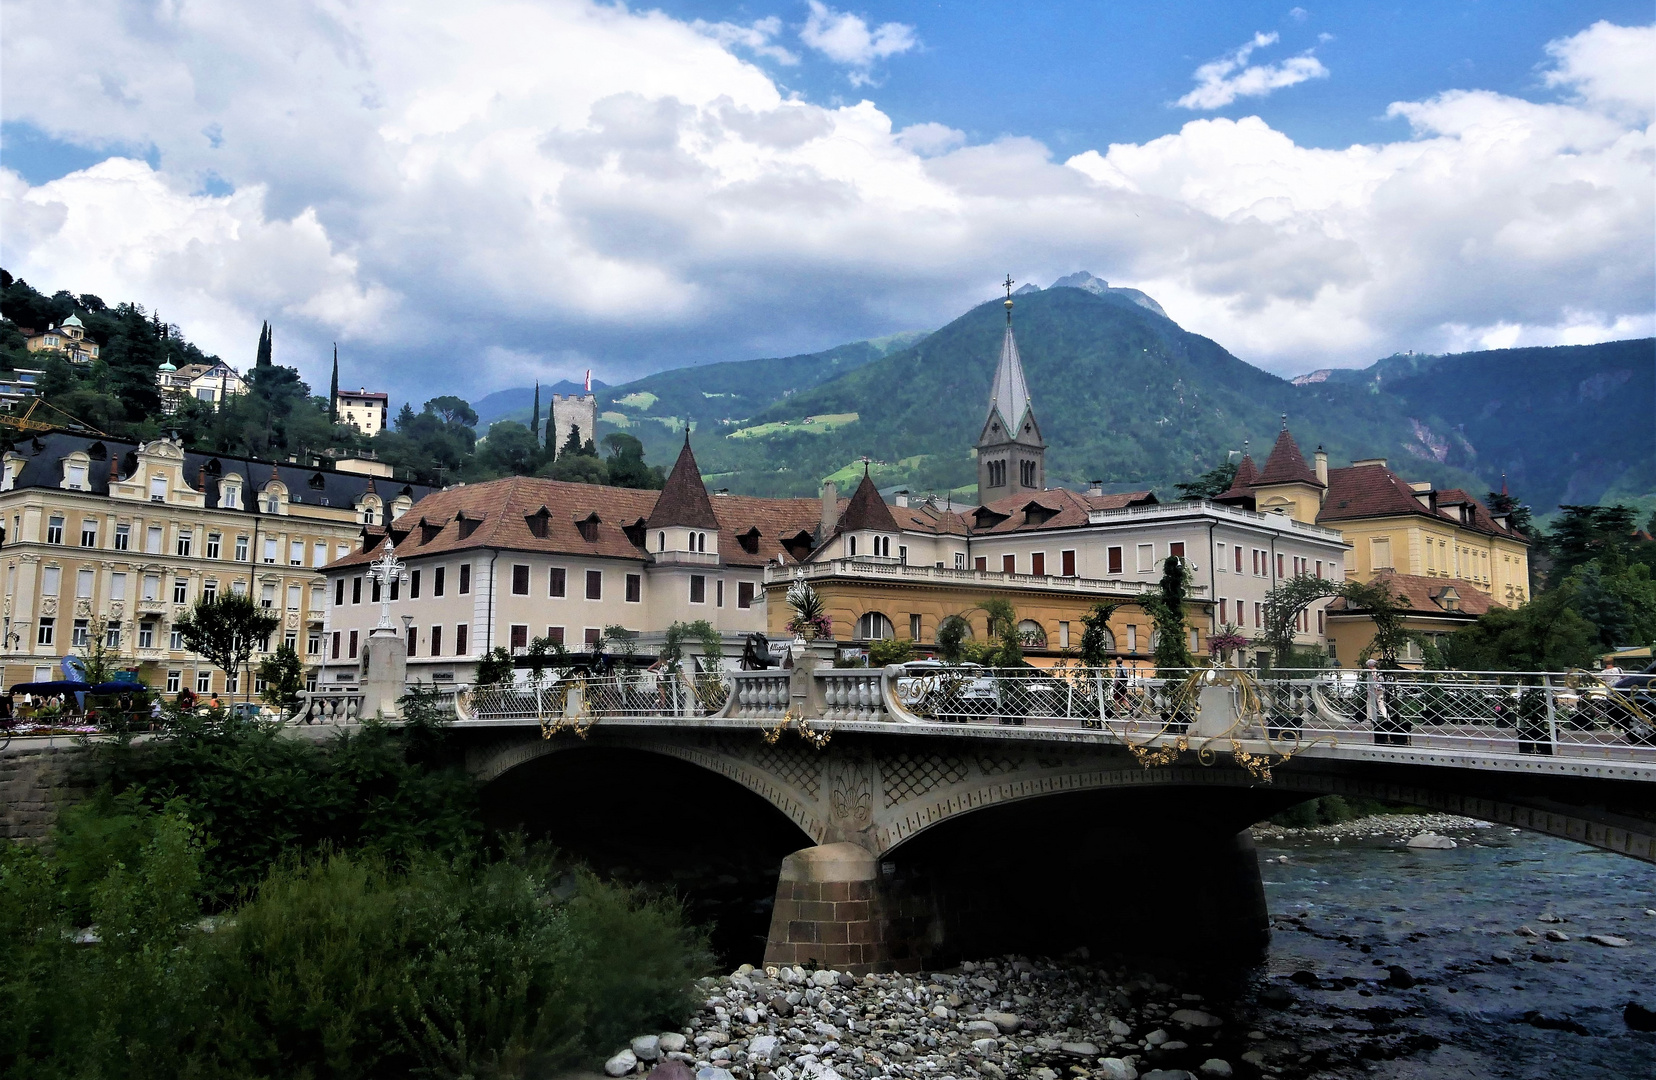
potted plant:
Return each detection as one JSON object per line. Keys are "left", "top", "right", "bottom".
{"left": 784, "top": 578, "right": 832, "bottom": 659}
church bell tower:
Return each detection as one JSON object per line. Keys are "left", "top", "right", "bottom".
{"left": 976, "top": 276, "right": 1046, "bottom": 503}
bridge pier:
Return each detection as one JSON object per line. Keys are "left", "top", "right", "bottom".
{"left": 764, "top": 843, "right": 897, "bottom": 974}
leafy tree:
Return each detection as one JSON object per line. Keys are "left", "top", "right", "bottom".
{"left": 1485, "top": 487, "right": 1535, "bottom": 539}
{"left": 257, "top": 643, "right": 306, "bottom": 708}
{"left": 1078, "top": 602, "right": 1122, "bottom": 667}
{"left": 867, "top": 637, "right": 916, "bottom": 666}
{"left": 474, "top": 647, "right": 515, "bottom": 686}
{"left": 473, "top": 420, "right": 541, "bottom": 478}
{"left": 76, "top": 616, "right": 125, "bottom": 685}
{"left": 979, "top": 597, "right": 1023, "bottom": 667}
{"left": 1546, "top": 504, "right": 1639, "bottom": 585}
{"left": 603, "top": 432, "right": 665, "bottom": 489}
{"left": 539, "top": 453, "right": 609, "bottom": 485}
{"left": 936, "top": 614, "right": 971, "bottom": 663}
{"left": 1174, "top": 459, "right": 1238, "bottom": 500}
{"left": 1261, "top": 574, "right": 1339, "bottom": 666}
{"left": 1568, "top": 554, "right": 1656, "bottom": 650}
{"left": 1438, "top": 584, "right": 1599, "bottom": 671}
{"left": 174, "top": 593, "right": 281, "bottom": 702}
{"left": 1141, "top": 555, "right": 1196, "bottom": 670}
{"left": 427, "top": 395, "right": 478, "bottom": 427}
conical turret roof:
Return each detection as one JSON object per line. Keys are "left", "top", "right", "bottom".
{"left": 986, "top": 322, "right": 1032, "bottom": 433}
{"left": 1256, "top": 424, "right": 1323, "bottom": 487}
{"left": 838, "top": 468, "right": 898, "bottom": 533}
{"left": 645, "top": 432, "right": 720, "bottom": 530}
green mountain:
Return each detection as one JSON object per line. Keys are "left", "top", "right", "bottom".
{"left": 596, "top": 285, "right": 1653, "bottom": 511}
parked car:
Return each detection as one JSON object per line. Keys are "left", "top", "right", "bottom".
{"left": 1608, "top": 661, "right": 1656, "bottom": 745}
{"left": 894, "top": 660, "right": 995, "bottom": 719}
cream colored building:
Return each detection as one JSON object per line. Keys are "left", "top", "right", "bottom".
{"left": 157, "top": 360, "right": 249, "bottom": 414}
{"left": 1, "top": 433, "right": 429, "bottom": 695}
{"left": 336, "top": 389, "right": 390, "bottom": 436}
{"left": 24, "top": 314, "right": 99, "bottom": 364}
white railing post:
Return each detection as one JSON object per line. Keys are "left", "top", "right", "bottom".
{"left": 1542, "top": 673, "right": 1560, "bottom": 753}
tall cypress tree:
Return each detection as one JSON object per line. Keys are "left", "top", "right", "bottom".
{"left": 255, "top": 321, "right": 272, "bottom": 367}
{"left": 531, "top": 381, "right": 541, "bottom": 444}
{"left": 328, "top": 344, "right": 339, "bottom": 423}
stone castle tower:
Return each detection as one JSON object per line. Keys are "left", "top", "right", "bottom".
{"left": 549, "top": 393, "right": 598, "bottom": 452}
{"left": 976, "top": 282, "right": 1046, "bottom": 503}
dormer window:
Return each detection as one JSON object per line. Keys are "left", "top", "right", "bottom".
{"left": 525, "top": 507, "right": 551, "bottom": 539}
{"left": 221, "top": 480, "right": 241, "bottom": 509}
{"left": 576, "top": 513, "right": 600, "bottom": 543}
{"left": 64, "top": 463, "right": 87, "bottom": 490}
{"left": 149, "top": 475, "right": 167, "bottom": 502}
{"left": 457, "top": 512, "right": 480, "bottom": 539}
{"left": 419, "top": 518, "right": 444, "bottom": 544}
{"left": 737, "top": 527, "right": 761, "bottom": 555}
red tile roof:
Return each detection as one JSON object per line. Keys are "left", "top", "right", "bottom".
{"left": 970, "top": 487, "right": 1157, "bottom": 535}
{"left": 1217, "top": 454, "right": 1259, "bottom": 502}
{"left": 1255, "top": 427, "right": 1323, "bottom": 487}
{"left": 838, "top": 471, "right": 899, "bottom": 533}
{"left": 1326, "top": 571, "right": 1495, "bottom": 618}
{"left": 328, "top": 473, "right": 822, "bottom": 571}
{"left": 646, "top": 436, "right": 721, "bottom": 530}
{"left": 1317, "top": 464, "right": 1525, "bottom": 542}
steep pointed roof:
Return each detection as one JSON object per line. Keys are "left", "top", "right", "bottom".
{"left": 645, "top": 433, "right": 720, "bottom": 529}
{"left": 1255, "top": 424, "right": 1323, "bottom": 487}
{"left": 985, "top": 321, "right": 1032, "bottom": 435}
{"left": 838, "top": 469, "right": 899, "bottom": 533}
{"left": 1217, "top": 454, "right": 1258, "bottom": 500}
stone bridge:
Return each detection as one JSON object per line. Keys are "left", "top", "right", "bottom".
{"left": 431, "top": 661, "right": 1656, "bottom": 973}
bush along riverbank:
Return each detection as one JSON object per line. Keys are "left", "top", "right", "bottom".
{"left": 0, "top": 695, "right": 713, "bottom": 1079}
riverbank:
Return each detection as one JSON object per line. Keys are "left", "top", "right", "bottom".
{"left": 1252, "top": 811, "right": 1493, "bottom": 845}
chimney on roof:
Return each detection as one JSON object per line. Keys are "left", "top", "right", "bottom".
{"left": 1353, "top": 458, "right": 1387, "bottom": 468}
{"left": 895, "top": 489, "right": 909, "bottom": 508}
{"left": 1088, "top": 479, "right": 1103, "bottom": 496}
{"left": 821, "top": 480, "right": 838, "bottom": 538}
{"left": 1313, "top": 446, "right": 1328, "bottom": 493}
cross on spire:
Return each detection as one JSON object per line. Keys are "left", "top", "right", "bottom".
{"left": 1003, "top": 274, "right": 1015, "bottom": 325}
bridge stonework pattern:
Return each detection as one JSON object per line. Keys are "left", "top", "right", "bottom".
{"left": 465, "top": 728, "right": 1656, "bottom": 863}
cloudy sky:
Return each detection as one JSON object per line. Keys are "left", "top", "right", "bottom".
{"left": 2, "top": 1, "right": 1652, "bottom": 402}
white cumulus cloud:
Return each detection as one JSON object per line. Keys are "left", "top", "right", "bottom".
{"left": 1176, "top": 31, "right": 1330, "bottom": 110}
{"left": 693, "top": 16, "right": 800, "bottom": 65}
{"left": 0, "top": 4, "right": 1648, "bottom": 398}
{"left": 800, "top": 0, "right": 917, "bottom": 83}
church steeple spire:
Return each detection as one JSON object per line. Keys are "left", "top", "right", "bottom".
{"left": 976, "top": 275, "right": 1045, "bottom": 504}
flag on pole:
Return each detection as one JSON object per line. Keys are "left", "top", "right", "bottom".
{"left": 584, "top": 369, "right": 592, "bottom": 394}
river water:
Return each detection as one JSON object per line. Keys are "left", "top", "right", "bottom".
{"left": 1250, "top": 821, "right": 1656, "bottom": 1078}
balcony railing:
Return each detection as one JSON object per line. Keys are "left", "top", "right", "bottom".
{"left": 763, "top": 558, "right": 1206, "bottom": 597}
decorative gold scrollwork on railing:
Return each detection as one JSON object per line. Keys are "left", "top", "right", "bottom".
{"left": 539, "top": 678, "right": 596, "bottom": 741}
{"left": 760, "top": 709, "right": 832, "bottom": 749}
{"left": 1125, "top": 665, "right": 1335, "bottom": 783}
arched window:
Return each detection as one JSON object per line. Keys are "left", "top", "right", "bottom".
{"left": 855, "top": 612, "right": 894, "bottom": 640}
{"left": 659, "top": 532, "right": 666, "bottom": 551}
{"left": 1017, "top": 619, "right": 1047, "bottom": 647}
{"left": 848, "top": 535, "right": 858, "bottom": 556}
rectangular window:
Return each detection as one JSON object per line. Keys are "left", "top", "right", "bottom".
{"left": 205, "top": 532, "right": 220, "bottom": 559}
{"left": 689, "top": 575, "right": 706, "bottom": 604}
{"left": 308, "top": 632, "right": 321, "bottom": 656}
{"left": 511, "top": 564, "right": 530, "bottom": 595}
{"left": 235, "top": 536, "right": 249, "bottom": 561}
{"left": 261, "top": 583, "right": 276, "bottom": 608}
{"left": 909, "top": 613, "right": 923, "bottom": 640}
{"left": 76, "top": 568, "right": 94, "bottom": 597}
{"left": 227, "top": 671, "right": 240, "bottom": 694}
{"left": 1254, "top": 602, "right": 1263, "bottom": 629}
{"left": 290, "top": 539, "right": 303, "bottom": 565}
{"left": 1216, "top": 543, "right": 1226, "bottom": 571}
{"left": 585, "top": 570, "right": 602, "bottom": 600}
{"left": 352, "top": 577, "right": 362, "bottom": 604}
{"left": 197, "top": 671, "right": 213, "bottom": 694}
{"left": 1276, "top": 553, "right": 1285, "bottom": 579}
{"left": 1061, "top": 550, "right": 1076, "bottom": 577}
{"left": 111, "top": 572, "right": 127, "bottom": 600}
{"left": 410, "top": 569, "right": 421, "bottom": 599}
{"left": 389, "top": 577, "right": 399, "bottom": 601}
{"left": 738, "top": 581, "right": 756, "bottom": 609}
{"left": 331, "top": 631, "right": 341, "bottom": 659}
{"left": 146, "top": 526, "right": 163, "bottom": 554}
{"left": 172, "top": 628, "right": 185, "bottom": 650}
{"left": 974, "top": 557, "right": 987, "bottom": 571}
{"left": 313, "top": 541, "right": 327, "bottom": 567}
{"left": 428, "top": 625, "right": 441, "bottom": 656}
{"left": 1371, "top": 537, "right": 1392, "bottom": 571}
{"left": 626, "top": 574, "right": 642, "bottom": 603}
{"left": 149, "top": 476, "right": 167, "bottom": 501}
{"left": 1136, "top": 543, "right": 1154, "bottom": 573}
{"left": 1030, "top": 552, "right": 1045, "bottom": 576}
{"left": 406, "top": 626, "right": 417, "bottom": 656}
{"left": 231, "top": 580, "right": 247, "bottom": 596}
{"left": 177, "top": 530, "right": 193, "bottom": 557}
{"left": 549, "top": 567, "right": 567, "bottom": 597}
{"left": 1002, "top": 554, "right": 1016, "bottom": 574}
{"left": 80, "top": 520, "right": 97, "bottom": 547}
{"left": 1251, "top": 550, "right": 1259, "bottom": 576}
{"left": 955, "top": 553, "right": 967, "bottom": 569}
{"left": 1170, "top": 541, "right": 1185, "bottom": 559}
{"left": 202, "top": 579, "right": 217, "bottom": 602}
{"left": 166, "top": 670, "right": 182, "bottom": 694}
{"left": 1059, "top": 621, "right": 1070, "bottom": 649}
{"left": 546, "top": 626, "right": 565, "bottom": 646}
{"left": 371, "top": 577, "right": 381, "bottom": 604}
{"left": 1219, "top": 598, "right": 1228, "bottom": 623}
{"left": 114, "top": 524, "right": 130, "bottom": 551}
{"left": 510, "top": 624, "right": 528, "bottom": 652}
{"left": 40, "top": 565, "right": 62, "bottom": 596}
{"left": 335, "top": 578, "right": 345, "bottom": 605}
{"left": 263, "top": 538, "right": 277, "bottom": 563}
{"left": 434, "top": 566, "right": 446, "bottom": 597}
{"left": 898, "top": 544, "right": 908, "bottom": 565}
{"left": 72, "top": 619, "right": 90, "bottom": 647}
{"left": 141, "top": 573, "right": 159, "bottom": 601}
{"left": 459, "top": 564, "right": 471, "bottom": 594}
{"left": 287, "top": 584, "right": 300, "bottom": 609}
{"left": 456, "top": 623, "right": 468, "bottom": 655}
{"left": 1126, "top": 624, "right": 1137, "bottom": 653}
{"left": 1107, "top": 546, "right": 1123, "bottom": 575}
{"left": 173, "top": 578, "right": 188, "bottom": 604}
{"left": 348, "top": 629, "right": 359, "bottom": 659}
{"left": 46, "top": 516, "right": 64, "bottom": 544}
{"left": 1317, "top": 609, "right": 1325, "bottom": 634}
{"left": 37, "top": 617, "right": 55, "bottom": 645}
{"left": 65, "top": 465, "right": 87, "bottom": 490}
{"left": 584, "top": 627, "right": 602, "bottom": 647}
{"left": 1234, "top": 546, "right": 1244, "bottom": 573}
{"left": 716, "top": 579, "right": 725, "bottom": 607}
{"left": 138, "top": 623, "right": 155, "bottom": 649}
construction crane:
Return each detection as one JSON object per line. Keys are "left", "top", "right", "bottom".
{"left": 0, "top": 397, "right": 108, "bottom": 437}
